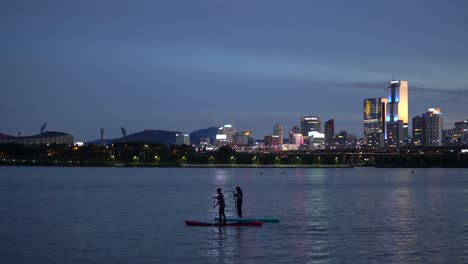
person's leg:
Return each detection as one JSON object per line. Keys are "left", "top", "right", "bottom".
{"left": 221, "top": 205, "right": 226, "bottom": 223}
{"left": 237, "top": 201, "right": 242, "bottom": 218}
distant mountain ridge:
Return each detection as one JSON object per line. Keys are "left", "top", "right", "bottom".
{"left": 85, "top": 127, "right": 219, "bottom": 146}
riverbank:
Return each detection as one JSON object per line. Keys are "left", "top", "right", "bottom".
{"left": 0, "top": 161, "right": 353, "bottom": 168}
{"left": 181, "top": 164, "right": 353, "bottom": 168}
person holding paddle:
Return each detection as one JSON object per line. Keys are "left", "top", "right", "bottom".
{"left": 234, "top": 186, "right": 243, "bottom": 218}
{"left": 213, "top": 188, "right": 226, "bottom": 223}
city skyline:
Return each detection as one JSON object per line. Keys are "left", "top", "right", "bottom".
{"left": 2, "top": 1, "right": 468, "bottom": 141}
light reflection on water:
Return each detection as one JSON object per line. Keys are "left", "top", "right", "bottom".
{"left": 214, "top": 168, "right": 229, "bottom": 187}
{"left": 1, "top": 167, "right": 467, "bottom": 264}
{"left": 304, "top": 169, "right": 332, "bottom": 263}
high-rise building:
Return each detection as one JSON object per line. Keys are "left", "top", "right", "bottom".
{"left": 453, "top": 120, "right": 468, "bottom": 144}
{"left": 215, "top": 124, "right": 235, "bottom": 147}
{"left": 289, "top": 125, "right": 301, "bottom": 144}
{"left": 264, "top": 135, "right": 281, "bottom": 149}
{"left": 386, "top": 120, "right": 405, "bottom": 148}
{"left": 412, "top": 115, "right": 423, "bottom": 146}
{"left": 422, "top": 108, "right": 443, "bottom": 146}
{"left": 386, "top": 80, "right": 409, "bottom": 147}
{"left": 175, "top": 132, "right": 190, "bottom": 145}
{"left": 335, "top": 130, "right": 357, "bottom": 149}
{"left": 291, "top": 133, "right": 304, "bottom": 147}
{"left": 324, "top": 119, "right": 335, "bottom": 149}
{"left": 363, "top": 98, "right": 387, "bottom": 147}
{"left": 300, "top": 116, "right": 321, "bottom": 135}
{"left": 273, "top": 124, "right": 284, "bottom": 145}
{"left": 442, "top": 129, "right": 454, "bottom": 145}
{"left": 233, "top": 131, "right": 254, "bottom": 146}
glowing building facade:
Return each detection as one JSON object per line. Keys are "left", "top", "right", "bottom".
{"left": 422, "top": 108, "right": 443, "bottom": 146}
{"left": 289, "top": 126, "right": 301, "bottom": 143}
{"left": 300, "top": 116, "right": 321, "bottom": 135}
{"left": 215, "top": 124, "right": 235, "bottom": 147}
{"left": 308, "top": 131, "right": 325, "bottom": 149}
{"left": 386, "top": 80, "right": 408, "bottom": 147}
{"left": 291, "top": 133, "right": 304, "bottom": 147}
{"left": 363, "top": 98, "right": 387, "bottom": 147}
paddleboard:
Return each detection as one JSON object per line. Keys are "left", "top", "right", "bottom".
{"left": 215, "top": 217, "right": 279, "bottom": 223}
{"left": 185, "top": 220, "right": 262, "bottom": 227}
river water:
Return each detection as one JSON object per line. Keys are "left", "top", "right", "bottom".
{"left": 1, "top": 167, "right": 467, "bottom": 263}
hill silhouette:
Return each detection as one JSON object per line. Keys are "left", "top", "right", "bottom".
{"left": 86, "top": 127, "right": 219, "bottom": 146}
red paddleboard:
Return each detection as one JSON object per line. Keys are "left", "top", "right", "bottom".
{"left": 185, "top": 220, "right": 262, "bottom": 227}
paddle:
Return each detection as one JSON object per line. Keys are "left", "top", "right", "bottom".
{"left": 233, "top": 190, "right": 238, "bottom": 217}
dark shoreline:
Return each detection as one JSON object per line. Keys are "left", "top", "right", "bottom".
{"left": 2, "top": 143, "right": 467, "bottom": 168}
{"left": 2, "top": 163, "right": 467, "bottom": 168}
{"left": 181, "top": 164, "right": 353, "bottom": 168}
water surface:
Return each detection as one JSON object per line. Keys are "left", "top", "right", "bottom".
{"left": 1, "top": 167, "right": 467, "bottom": 263}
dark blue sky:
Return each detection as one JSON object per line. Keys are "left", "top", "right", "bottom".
{"left": 2, "top": 0, "right": 468, "bottom": 141}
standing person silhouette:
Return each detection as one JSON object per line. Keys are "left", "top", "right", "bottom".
{"left": 234, "top": 186, "right": 243, "bottom": 218}
{"left": 213, "top": 188, "right": 226, "bottom": 223}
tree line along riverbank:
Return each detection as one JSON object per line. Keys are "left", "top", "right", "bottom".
{"left": 1, "top": 143, "right": 467, "bottom": 168}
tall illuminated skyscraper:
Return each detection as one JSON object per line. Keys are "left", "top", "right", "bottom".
{"left": 422, "top": 108, "right": 443, "bottom": 146}
{"left": 386, "top": 80, "right": 408, "bottom": 147}
{"left": 363, "top": 98, "right": 387, "bottom": 147}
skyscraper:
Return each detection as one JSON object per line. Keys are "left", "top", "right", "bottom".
{"left": 289, "top": 126, "right": 301, "bottom": 145}
{"left": 422, "top": 108, "right": 443, "bottom": 146}
{"left": 453, "top": 120, "right": 468, "bottom": 144}
{"left": 363, "top": 98, "right": 387, "bottom": 147}
{"left": 324, "top": 119, "right": 334, "bottom": 149}
{"left": 412, "top": 115, "right": 423, "bottom": 146}
{"left": 215, "top": 124, "right": 235, "bottom": 147}
{"left": 175, "top": 132, "right": 190, "bottom": 145}
{"left": 300, "top": 116, "right": 321, "bottom": 135}
{"left": 273, "top": 124, "right": 284, "bottom": 145}
{"left": 233, "top": 131, "right": 254, "bottom": 146}
{"left": 386, "top": 80, "right": 409, "bottom": 147}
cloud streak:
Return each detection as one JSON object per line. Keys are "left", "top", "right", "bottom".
{"left": 342, "top": 81, "right": 468, "bottom": 100}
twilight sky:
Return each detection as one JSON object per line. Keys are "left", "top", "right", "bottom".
{"left": 2, "top": 0, "right": 468, "bottom": 141}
